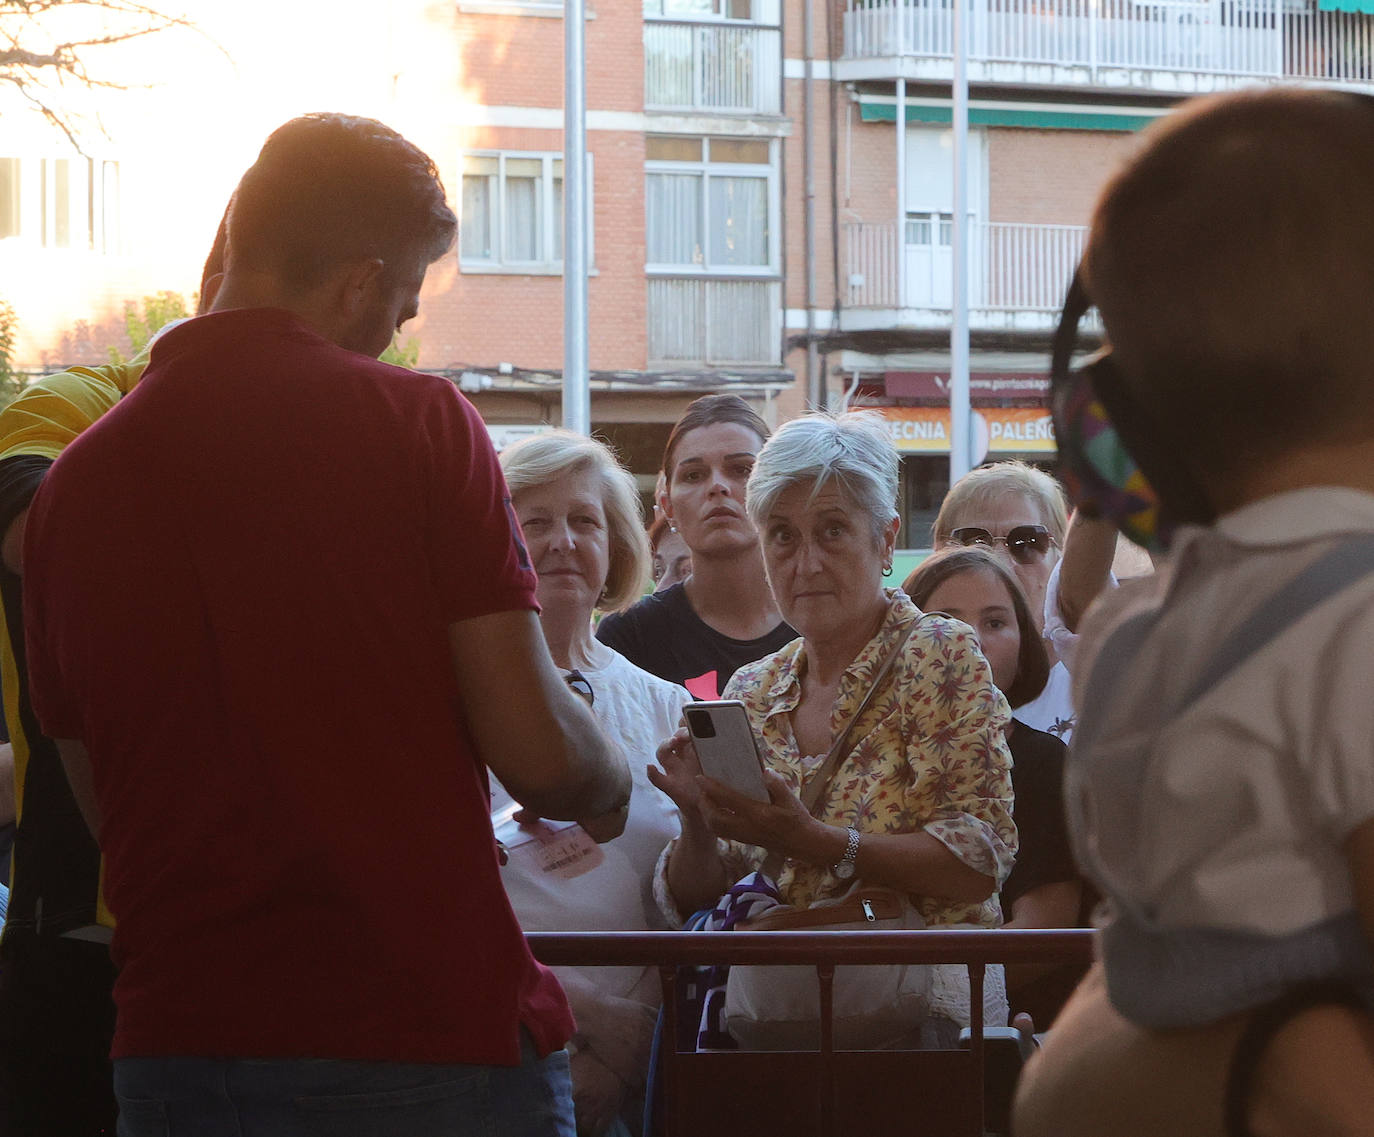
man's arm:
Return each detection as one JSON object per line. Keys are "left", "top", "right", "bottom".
{"left": 55, "top": 738, "right": 100, "bottom": 840}
{"left": 448, "top": 609, "right": 631, "bottom": 835}
{"left": 1055, "top": 511, "right": 1120, "bottom": 634}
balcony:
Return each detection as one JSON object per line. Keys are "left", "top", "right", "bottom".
{"left": 844, "top": 218, "right": 1087, "bottom": 329}
{"left": 648, "top": 277, "right": 782, "bottom": 366}
{"left": 645, "top": 19, "right": 783, "bottom": 115}
{"left": 840, "top": 0, "right": 1374, "bottom": 94}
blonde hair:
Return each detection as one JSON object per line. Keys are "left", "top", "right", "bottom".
{"left": 499, "top": 431, "right": 649, "bottom": 612}
{"left": 932, "top": 460, "right": 1069, "bottom": 547}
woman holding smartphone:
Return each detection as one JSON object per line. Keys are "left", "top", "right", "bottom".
{"left": 649, "top": 412, "right": 1016, "bottom": 1046}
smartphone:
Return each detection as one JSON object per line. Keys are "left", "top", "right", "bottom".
{"left": 683, "top": 700, "right": 769, "bottom": 803}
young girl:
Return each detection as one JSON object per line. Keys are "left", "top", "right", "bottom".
{"left": 906, "top": 547, "right": 1089, "bottom": 1024}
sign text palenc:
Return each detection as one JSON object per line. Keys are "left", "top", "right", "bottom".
{"left": 878, "top": 407, "right": 1057, "bottom": 454}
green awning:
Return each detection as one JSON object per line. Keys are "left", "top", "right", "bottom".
{"left": 1319, "top": 0, "right": 1374, "bottom": 13}
{"left": 859, "top": 101, "right": 1156, "bottom": 132}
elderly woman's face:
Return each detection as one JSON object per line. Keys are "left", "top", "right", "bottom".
{"left": 941, "top": 493, "right": 1058, "bottom": 630}
{"left": 761, "top": 482, "right": 896, "bottom": 643}
{"left": 513, "top": 467, "right": 611, "bottom": 618}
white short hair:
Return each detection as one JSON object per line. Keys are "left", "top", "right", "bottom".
{"left": 745, "top": 412, "right": 899, "bottom": 538}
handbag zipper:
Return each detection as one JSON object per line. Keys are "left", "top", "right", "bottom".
{"left": 862, "top": 898, "right": 876, "bottom": 923}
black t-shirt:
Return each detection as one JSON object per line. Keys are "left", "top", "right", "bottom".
{"left": 1001, "top": 719, "right": 1078, "bottom": 913}
{"left": 596, "top": 582, "right": 797, "bottom": 697}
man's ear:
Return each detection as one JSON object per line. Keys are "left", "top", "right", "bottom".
{"left": 198, "top": 273, "right": 225, "bottom": 315}
{"left": 337, "top": 257, "right": 386, "bottom": 316}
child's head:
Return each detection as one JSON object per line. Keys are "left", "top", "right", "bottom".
{"left": 1083, "top": 88, "right": 1374, "bottom": 492}
{"left": 903, "top": 546, "right": 1050, "bottom": 708}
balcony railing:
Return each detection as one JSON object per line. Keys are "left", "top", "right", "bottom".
{"left": 645, "top": 19, "right": 783, "bottom": 115}
{"left": 843, "top": 0, "right": 1374, "bottom": 90}
{"left": 648, "top": 277, "right": 782, "bottom": 366}
{"left": 845, "top": 219, "right": 1087, "bottom": 323}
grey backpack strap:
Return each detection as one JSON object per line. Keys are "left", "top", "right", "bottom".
{"left": 1179, "top": 533, "right": 1374, "bottom": 715}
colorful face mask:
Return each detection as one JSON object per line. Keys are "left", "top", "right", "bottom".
{"left": 1050, "top": 273, "right": 1213, "bottom": 554}
{"left": 1052, "top": 356, "right": 1167, "bottom": 552}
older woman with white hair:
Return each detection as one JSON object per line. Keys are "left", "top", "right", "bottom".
{"left": 497, "top": 431, "right": 687, "bottom": 1137}
{"left": 650, "top": 412, "right": 1016, "bottom": 1045}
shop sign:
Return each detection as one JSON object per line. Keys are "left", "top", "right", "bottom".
{"left": 879, "top": 407, "right": 1056, "bottom": 455}
{"left": 884, "top": 372, "right": 1051, "bottom": 401}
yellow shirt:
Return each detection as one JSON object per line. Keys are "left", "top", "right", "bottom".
{"left": 718, "top": 590, "right": 1016, "bottom": 929}
{"left": 0, "top": 349, "right": 148, "bottom": 934}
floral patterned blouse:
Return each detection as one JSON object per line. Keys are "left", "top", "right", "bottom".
{"left": 657, "top": 589, "right": 1017, "bottom": 930}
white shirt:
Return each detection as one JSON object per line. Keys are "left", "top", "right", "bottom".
{"left": 492, "top": 643, "right": 687, "bottom": 998}
{"left": 1067, "top": 487, "right": 1374, "bottom": 937}
{"left": 1015, "top": 659, "right": 1076, "bottom": 742}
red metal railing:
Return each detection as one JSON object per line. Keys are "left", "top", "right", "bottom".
{"left": 528, "top": 928, "right": 1095, "bottom": 1137}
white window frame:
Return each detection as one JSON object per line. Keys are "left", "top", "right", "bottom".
{"left": 0, "top": 155, "right": 120, "bottom": 253}
{"left": 459, "top": 150, "right": 594, "bottom": 275}
{"left": 644, "top": 136, "right": 779, "bottom": 277}
{"left": 458, "top": 1, "right": 565, "bottom": 15}
{"left": 642, "top": 0, "right": 778, "bottom": 25}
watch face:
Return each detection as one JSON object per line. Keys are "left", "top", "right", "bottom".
{"left": 835, "top": 859, "right": 856, "bottom": 880}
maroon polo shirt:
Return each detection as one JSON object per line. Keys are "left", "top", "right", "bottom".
{"left": 23, "top": 308, "right": 572, "bottom": 1065}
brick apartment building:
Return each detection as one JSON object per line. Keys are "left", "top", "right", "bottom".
{"left": 2, "top": 0, "right": 1372, "bottom": 542}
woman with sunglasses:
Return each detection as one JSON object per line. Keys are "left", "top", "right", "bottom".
{"left": 933, "top": 461, "right": 1075, "bottom": 739}
{"left": 497, "top": 432, "right": 688, "bottom": 1137}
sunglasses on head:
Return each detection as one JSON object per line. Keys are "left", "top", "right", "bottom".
{"left": 947, "top": 525, "right": 1057, "bottom": 564}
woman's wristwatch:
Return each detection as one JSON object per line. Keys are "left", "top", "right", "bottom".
{"left": 834, "top": 826, "right": 861, "bottom": 880}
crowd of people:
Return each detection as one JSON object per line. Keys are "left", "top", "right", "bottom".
{"left": 2, "top": 84, "right": 1373, "bottom": 1137}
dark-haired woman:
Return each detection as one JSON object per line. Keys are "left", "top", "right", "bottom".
{"left": 597, "top": 395, "right": 795, "bottom": 699}
{"left": 905, "top": 547, "right": 1091, "bottom": 1027}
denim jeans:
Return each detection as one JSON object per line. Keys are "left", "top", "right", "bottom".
{"left": 114, "top": 1029, "right": 574, "bottom": 1137}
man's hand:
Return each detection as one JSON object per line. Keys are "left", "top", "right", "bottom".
{"left": 570, "top": 1047, "right": 627, "bottom": 1137}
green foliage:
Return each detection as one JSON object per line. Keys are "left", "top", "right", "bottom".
{"left": 0, "top": 299, "right": 20, "bottom": 411}
{"left": 380, "top": 335, "right": 421, "bottom": 369}
{"left": 108, "top": 291, "right": 192, "bottom": 364}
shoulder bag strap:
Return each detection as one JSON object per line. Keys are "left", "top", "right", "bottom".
{"left": 796, "top": 612, "right": 926, "bottom": 818}
{"left": 757, "top": 608, "right": 926, "bottom": 880}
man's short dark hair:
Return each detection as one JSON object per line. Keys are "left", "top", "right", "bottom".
{"left": 228, "top": 113, "right": 457, "bottom": 291}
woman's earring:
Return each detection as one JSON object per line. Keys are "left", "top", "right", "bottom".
{"left": 882, "top": 565, "right": 893, "bottom": 577}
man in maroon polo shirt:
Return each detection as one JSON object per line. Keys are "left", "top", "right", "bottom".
{"left": 21, "top": 113, "right": 630, "bottom": 1137}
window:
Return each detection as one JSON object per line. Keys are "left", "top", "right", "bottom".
{"left": 0, "top": 159, "right": 19, "bottom": 240}
{"left": 643, "top": 0, "right": 763, "bottom": 18}
{"left": 645, "top": 135, "right": 776, "bottom": 274}
{"left": 1, "top": 157, "right": 120, "bottom": 251}
{"left": 460, "top": 151, "right": 592, "bottom": 272}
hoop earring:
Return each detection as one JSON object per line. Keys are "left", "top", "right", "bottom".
{"left": 882, "top": 564, "right": 893, "bottom": 578}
